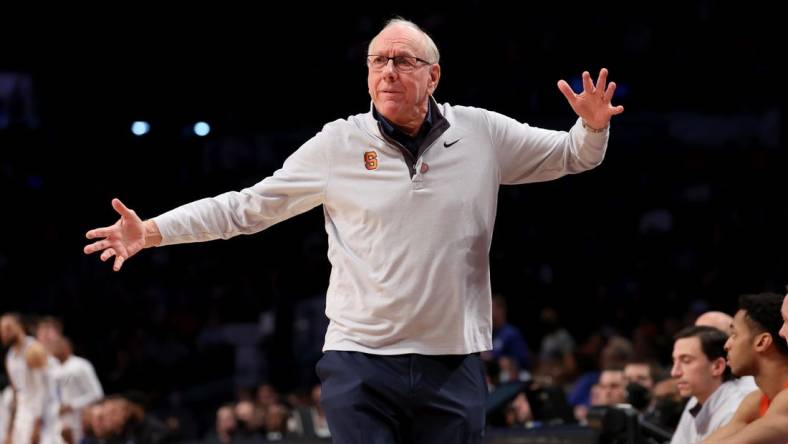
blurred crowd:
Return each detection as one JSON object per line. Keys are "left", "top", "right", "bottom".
{"left": 1, "top": 314, "right": 329, "bottom": 444}
{"left": 4, "top": 288, "right": 788, "bottom": 443}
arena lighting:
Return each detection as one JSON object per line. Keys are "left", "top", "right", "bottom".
{"left": 131, "top": 121, "right": 150, "bottom": 136}
{"left": 193, "top": 121, "right": 211, "bottom": 137}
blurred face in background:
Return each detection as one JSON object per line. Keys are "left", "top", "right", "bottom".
{"left": 624, "top": 363, "right": 654, "bottom": 390}
{"left": 216, "top": 406, "right": 236, "bottom": 435}
{"left": 0, "top": 315, "right": 22, "bottom": 346}
{"left": 90, "top": 403, "right": 108, "bottom": 438}
{"left": 311, "top": 384, "right": 321, "bottom": 406}
{"left": 595, "top": 370, "right": 627, "bottom": 405}
{"left": 491, "top": 297, "right": 506, "bottom": 329}
{"left": 100, "top": 399, "right": 130, "bottom": 437}
{"left": 264, "top": 404, "right": 288, "bottom": 433}
{"left": 256, "top": 384, "right": 279, "bottom": 408}
{"left": 510, "top": 393, "right": 533, "bottom": 425}
{"left": 36, "top": 319, "right": 63, "bottom": 351}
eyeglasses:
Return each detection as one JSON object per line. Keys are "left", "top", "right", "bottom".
{"left": 367, "top": 54, "right": 433, "bottom": 73}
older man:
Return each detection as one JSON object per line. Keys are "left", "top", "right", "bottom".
{"left": 84, "top": 18, "right": 623, "bottom": 443}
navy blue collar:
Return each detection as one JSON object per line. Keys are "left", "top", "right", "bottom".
{"left": 372, "top": 103, "right": 433, "bottom": 140}
{"left": 370, "top": 98, "right": 449, "bottom": 164}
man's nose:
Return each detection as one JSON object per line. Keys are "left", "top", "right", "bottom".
{"left": 382, "top": 60, "right": 398, "bottom": 78}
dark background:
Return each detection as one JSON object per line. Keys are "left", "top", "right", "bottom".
{"left": 0, "top": 1, "right": 785, "bottom": 436}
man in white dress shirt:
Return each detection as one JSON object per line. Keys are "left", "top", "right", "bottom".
{"left": 670, "top": 325, "right": 755, "bottom": 443}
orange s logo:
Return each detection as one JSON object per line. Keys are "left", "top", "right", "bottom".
{"left": 364, "top": 151, "right": 378, "bottom": 170}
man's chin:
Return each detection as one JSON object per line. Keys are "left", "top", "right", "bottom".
{"left": 378, "top": 102, "right": 401, "bottom": 114}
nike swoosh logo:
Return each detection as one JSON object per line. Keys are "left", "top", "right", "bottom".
{"left": 443, "top": 138, "right": 461, "bottom": 148}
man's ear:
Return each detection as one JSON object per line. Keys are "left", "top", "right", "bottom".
{"left": 710, "top": 357, "right": 727, "bottom": 377}
{"left": 754, "top": 332, "right": 774, "bottom": 352}
{"left": 428, "top": 64, "right": 441, "bottom": 95}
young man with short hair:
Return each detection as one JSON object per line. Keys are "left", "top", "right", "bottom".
{"left": 670, "top": 326, "right": 754, "bottom": 443}
{"left": 703, "top": 292, "right": 788, "bottom": 443}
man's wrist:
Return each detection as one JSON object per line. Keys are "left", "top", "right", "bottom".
{"left": 582, "top": 120, "right": 608, "bottom": 133}
{"left": 143, "top": 219, "right": 163, "bottom": 248}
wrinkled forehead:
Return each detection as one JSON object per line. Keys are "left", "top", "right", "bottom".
{"left": 370, "top": 25, "right": 427, "bottom": 57}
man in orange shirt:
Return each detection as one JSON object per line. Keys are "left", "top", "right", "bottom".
{"left": 703, "top": 292, "right": 788, "bottom": 443}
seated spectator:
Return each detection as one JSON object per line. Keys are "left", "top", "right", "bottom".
{"left": 695, "top": 309, "right": 758, "bottom": 394}
{"left": 570, "top": 335, "right": 634, "bottom": 421}
{"left": 92, "top": 395, "right": 170, "bottom": 444}
{"left": 539, "top": 307, "right": 575, "bottom": 361}
{"left": 483, "top": 294, "right": 532, "bottom": 373}
{"left": 670, "top": 326, "right": 755, "bottom": 443}
{"left": 645, "top": 377, "right": 685, "bottom": 432}
{"left": 703, "top": 292, "right": 788, "bottom": 443}
{"left": 292, "top": 384, "right": 330, "bottom": 439}
{"left": 203, "top": 404, "right": 237, "bottom": 444}
{"left": 233, "top": 400, "right": 264, "bottom": 439}
{"left": 624, "top": 359, "right": 664, "bottom": 412}
{"left": 592, "top": 368, "right": 628, "bottom": 406}
{"left": 263, "top": 403, "right": 290, "bottom": 441}
{"left": 624, "top": 360, "right": 662, "bottom": 391}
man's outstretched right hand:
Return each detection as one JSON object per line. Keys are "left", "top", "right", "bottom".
{"left": 84, "top": 198, "right": 156, "bottom": 271}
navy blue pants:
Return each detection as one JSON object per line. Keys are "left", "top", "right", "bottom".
{"left": 316, "top": 351, "right": 487, "bottom": 444}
